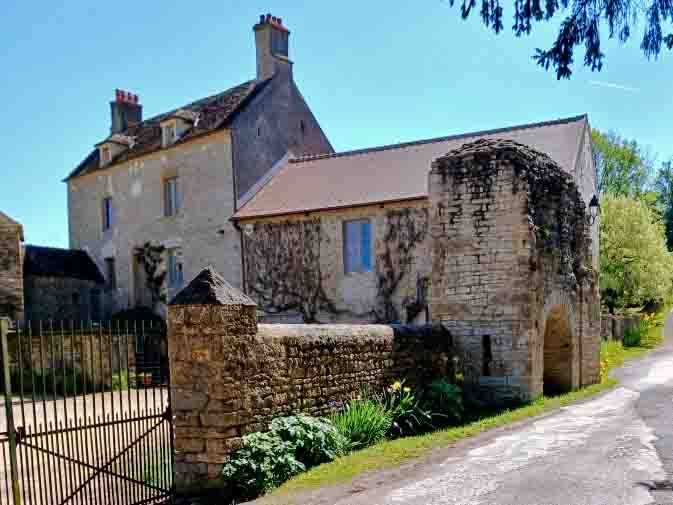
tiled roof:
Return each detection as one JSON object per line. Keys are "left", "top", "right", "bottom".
{"left": 66, "top": 79, "right": 270, "bottom": 181}
{"left": 233, "top": 115, "right": 588, "bottom": 220}
{"left": 23, "top": 246, "right": 104, "bottom": 283}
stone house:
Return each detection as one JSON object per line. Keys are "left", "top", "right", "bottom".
{"left": 0, "top": 212, "right": 106, "bottom": 322}
{"left": 65, "top": 14, "right": 332, "bottom": 318}
{"left": 23, "top": 245, "right": 105, "bottom": 321}
{"left": 233, "top": 115, "right": 598, "bottom": 326}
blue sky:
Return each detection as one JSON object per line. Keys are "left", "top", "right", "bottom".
{"left": 2, "top": 1, "right": 671, "bottom": 247}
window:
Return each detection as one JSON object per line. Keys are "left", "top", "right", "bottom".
{"left": 164, "top": 177, "right": 180, "bottom": 217}
{"left": 300, "top": 120, "right": 305, "bottom": 135}
{"left": 102, "top": 197, "right": 113, "bottom": 231}
{"left": 168, "top": 249, "right": 184, "bottom": 287}
{"left": 105, "top": 258, "right": 116, "bottom": 289}
{"left": 72, "top": 293, "right": 80, "bottom": 305}
{"left": 343, "top": 219, "right": 372, "bottom": 273}
{"left": 163, "top": 124, "right": 176, "bottom": 146}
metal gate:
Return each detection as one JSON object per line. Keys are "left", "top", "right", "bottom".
{"left": 0, "top": 318, "right": 174, "bottom": 505}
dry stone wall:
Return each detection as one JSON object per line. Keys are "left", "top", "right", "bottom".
{"left": 0, "top": 214, "right": 24, "bottom": 320}
{"left": 167, "top": 268, "right": 454, "bottom": 490}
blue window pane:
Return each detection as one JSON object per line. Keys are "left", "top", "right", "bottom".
{"left": 361, "top": 221, "right": 371, "bottom": 271}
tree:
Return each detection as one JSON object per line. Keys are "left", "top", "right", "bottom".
{"left": 592, "top": 129, "right": 654, "bottom": 197}
{"left": 654, "top": 161, "right": 673, "bottom": 249}
{"left": 448, "top": 0, "right": 673, "bottom": 78}
{"left": 600, "top": 195, "right": 673, "bottom": 313}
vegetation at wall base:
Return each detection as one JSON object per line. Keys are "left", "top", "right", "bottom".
{"left": 269, "top": 306, "right": 669, "bottom": 497}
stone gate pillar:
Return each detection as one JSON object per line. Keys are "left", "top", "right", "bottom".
{"left": 167, "top": 266, "right": 257, "bottom": 492}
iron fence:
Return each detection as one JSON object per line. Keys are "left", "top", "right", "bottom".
{"left": 0, "top": 318, "right": 174, "bottom": 505}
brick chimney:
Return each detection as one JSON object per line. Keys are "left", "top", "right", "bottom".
{"left": 110, "top": 89, "right": 142, "bottom": 134}
{"left": 254, "top": 14, "right": 292, "bottom": 81}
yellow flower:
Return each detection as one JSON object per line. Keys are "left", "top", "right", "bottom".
{"left": 403, "top": 387, "right": 411, "bottom": 393}
{"left": 392, "top": 381, "right": 401, "bottom": 391}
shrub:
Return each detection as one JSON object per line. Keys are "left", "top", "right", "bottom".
{"left": 270, "top": 415, "right": 347, "bottom": 467}
{"left": 623, "top": 317, "right": 651, "bottom": 347}
{"left": 382, "top": 380, "right": 433, "bottom": 438}
{"left": 330, "top": 397, "right": 392, "bottom": 450}
{"left": 421, "top": 378, "right": 464, "bottom": 426}
{"left": 221, "top": 431, "right": 305, "bottom": 501}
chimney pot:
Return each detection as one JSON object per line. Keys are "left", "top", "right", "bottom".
{"left": 278, "top": 18, "right": 282, "bottom": 25}
{"left": 110, "top": 88, "right": 142, "bottom": 133}
{"left": 259, "top": 14, "right": 265, "bottom": 23}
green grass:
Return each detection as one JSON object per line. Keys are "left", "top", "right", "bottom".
{"left": 271, "top": 305, "right": 670, "bottom": 497}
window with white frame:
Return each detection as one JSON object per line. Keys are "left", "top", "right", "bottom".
{"left": 102, "top": 197, "right": 113, "bottom": 231}
{"left": 168, "top": 249, "right": 184, "bottom": 287}
{"left": 343, "top": 219, "right": 372, "bottom": 273}
{"left": 163, "top": 123, "right": 176, "bottom": 147}
{"left": 164, "top": 177, "right": 180, "bottom": 217}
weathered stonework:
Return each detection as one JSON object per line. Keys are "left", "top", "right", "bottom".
{"left": 241, "top": 201, "right": 431, "bottom": 324}
{"left": 167, "top": 267, "right": 454, "bottom": 490}
{"left": 429, "top": 139, "right": 600, "bottom": 403}
{"left": 0, "top": 212, "right": 24, "bottom": 320}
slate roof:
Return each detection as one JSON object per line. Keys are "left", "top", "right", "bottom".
{"left": 23, "top": 246, "right": 104, "bottom": 283}
{"left": 66, "top": 79, "right": 270, "bottom": 181}
{"left": 169, "top": 266, "right": 257, "bottom": 306}
{"left": 233, "top": 115, "right": 589, "bottom": 220}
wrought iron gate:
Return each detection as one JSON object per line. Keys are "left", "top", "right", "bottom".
{"left": 0, "top": 318, "right": 174, "bottom": 505}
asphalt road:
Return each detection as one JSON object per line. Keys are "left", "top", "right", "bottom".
{"left": 271, "top": 312, "right": 673, "bottom": 505}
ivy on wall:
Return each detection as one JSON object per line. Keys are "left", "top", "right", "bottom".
{"left": 134, "top": 242, "right": 167, "bottom": 305}
{"left": 374, "top": 208, "right": 429, "bottom": 323}
{"left": 243, "top": 220, "right": 338, "bottom": 323}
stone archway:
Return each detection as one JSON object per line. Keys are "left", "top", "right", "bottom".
{"left": 543, "top": 305, "right": 574, "bottom": 395}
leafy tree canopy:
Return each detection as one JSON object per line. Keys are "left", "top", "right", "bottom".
{"left": 600, "top": 195, "right": 673, "bottom": 312}
{"left": 654, "top": 160, "right": 673, "bottom": 249}
{"left": 592, "top": 129, "right": 654, "bottom": 197}
{"left": 449, "top": 0, "right": 673, "bottom": 78}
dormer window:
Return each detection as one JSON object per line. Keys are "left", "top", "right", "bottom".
{"left": 100, "top": 146, "right": 111, "bottom": 165}
{"left": 163, "top": 123, "right": 176, "bottom": 147}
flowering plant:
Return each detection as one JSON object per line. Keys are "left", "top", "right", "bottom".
{"left": 383, "top": 379, "right": 433, "bottom": 437}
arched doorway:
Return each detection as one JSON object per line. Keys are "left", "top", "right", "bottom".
{"left": 543, "top": 306, "right": 573, "bottom": 394}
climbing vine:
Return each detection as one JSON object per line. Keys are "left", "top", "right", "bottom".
{"left": 134, "top": 242, "right": 167, "bottom": 305}
{"left": 374, "top": 208, "right": 429, "bottom": 323}
{"left": 243, "top": 220, "right": 339, "bottom": 323}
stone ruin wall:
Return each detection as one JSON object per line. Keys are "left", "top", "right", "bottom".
{"left": 429, "top": 139, "right": 600, "bottom": 403}
{"left": 0, "top": 216, "right": 24, "bottom": 321}
{"left": 168, "top": 299, "right": 455, "bottom": 489}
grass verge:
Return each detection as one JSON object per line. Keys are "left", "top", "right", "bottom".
{"left": 272, "top": 305, "right": 670, "bottom": 496}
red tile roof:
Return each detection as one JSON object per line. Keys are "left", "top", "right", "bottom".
{"left": 233, "top": 115, "right": 589, "bottom": 220}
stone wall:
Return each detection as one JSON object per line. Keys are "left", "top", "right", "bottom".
{"left": 0, "top": 213, "right": 24, "bottom": 320}
{"left": 167, "top": 268, "right": 455, "bottom": 489}
{"left": 430, "top": 139, "right": 600, "bottom": 403}
{"left": 601, "top": 313, "right": 642, "bottom": 342}
{"left": 24, "top": 276, "right": 103, "bottom": 322}
{"left": 241, "top": 201, "right": 431, "bottom": 324}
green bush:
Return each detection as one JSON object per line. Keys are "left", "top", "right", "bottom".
{"left": 330, "top": 397, "right": 392, "bottom": 450}
{"left": 221, "top": 431, "right": 305, "bottom": 501}
{"left": 270, "top": 415, "right": 347, "bottom": 467}
{"left": 382, "top": 380, "right": 433, "bottom": 438}
{"left": 421, "top": 378, "right": 464, "bottom": 426}
{"left": 623, "top": 316, "right": 655, "bottom": 348}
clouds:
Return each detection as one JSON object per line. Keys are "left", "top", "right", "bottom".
{"left": 589, "top": 80, "right": 640, "bottom": 92}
